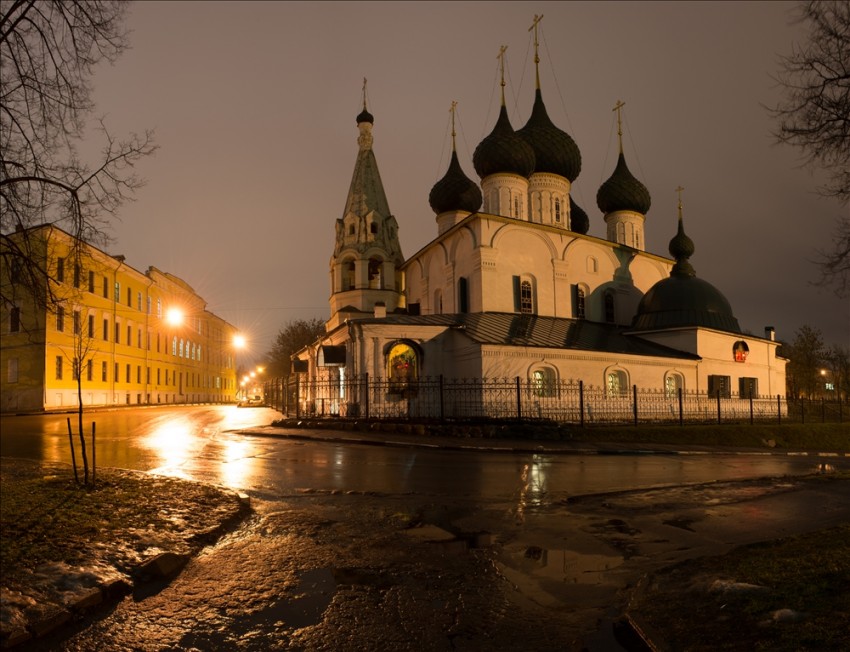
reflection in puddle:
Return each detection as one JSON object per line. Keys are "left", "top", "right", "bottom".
{"left": 220, "top": 439, "right": 258, "bottom": 489}
{"left": 141, "top": 420, "right": 194, "bottom": 471}
{"left": 515, "top": 546, "right": 624, "bottom": 585}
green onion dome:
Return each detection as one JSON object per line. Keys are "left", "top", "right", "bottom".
{"left": 569, "top": 196, "right": 589, "bottom": 234}
{"left": 472, "top": 105, "right": 536, "bottom": 179}
{"left": 356, "top": 107, "right": 374, "bottom": 124}
{"left": 429, "top": 150, "right": 483, "bottom": 214}
{"left": 632, "top": 219, "right": 741, "bottom": 333}
{"left": 516, "top": 89, "right": 581, "bottom": 182}
{"left": 596, "top": 152, "right": 651, "bottom": 214}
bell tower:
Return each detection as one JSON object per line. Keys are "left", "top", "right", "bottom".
{"left": 328, "top": 80, "right": 404, "bottom": 330}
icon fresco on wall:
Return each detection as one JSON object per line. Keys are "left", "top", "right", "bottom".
{"left": 733, "top": 340, "right": 749, "bottom": 363}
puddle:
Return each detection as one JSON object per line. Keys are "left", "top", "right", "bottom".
{"left": 261, "top": 567, "right": 337, "bottom": 629}
{"left": 513, "top": 546, "right": 624, "bottom": 585}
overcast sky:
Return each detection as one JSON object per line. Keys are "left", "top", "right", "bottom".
{"left": 85, "top": 1, "right": 848, "bottom": 361}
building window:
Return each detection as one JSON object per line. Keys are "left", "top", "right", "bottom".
{"left": 665, "top": 372, "right": 683, "bottom": 398}
{"left": 587, "top": 257, "right": 598, "bottom": 273}
{"left": 733, "top": 341, "right": 750, "bottom": 362}
{"left": 172, "top": 337, "right": 177, "bottom": 356}
{"left": 10, "top": 306, "right": 20, "bottom": 333}
{"left": 146, "top": 367, "right": 150, "bottom": 384}
{"left": 115, "top": 322, "right": 120, "bottom": 344}
{"left": 156, "top": 298, "right": 162, "bottom": 318}
{"left": 458, "top": 277, "right": 469, "bottom": 313}
{"left": 157, "top": 368, "right": 161, "bottom": 384}
{"left": 125, "top": 364, "right": 131, "bottom": 383}
{"left": 147, "top": 296, "right": 152, "bottom": 314}
{"left": 10, "top": 259, "right": 21, "bottom": 283}
{"left": 554, "top": 198, "right": 562, "bottom": 223}
{"left": 576, "top": 286, "right": 586, "bottom": 319}
{"left": 73, "top": 263, "right": 81, "bottom": 288}
{"left": 348, "top": 224, "right": 355, "bottom": 235}
{"left": 739, "top": 377, "right": 758, "bottom": 399}
{"left": 126, "top": 287, "right": 132, "bottom": 307}
{"left": 56, "top": 257, "right": 64, "bottom": 282}
{"left": 344, "top": 261, "right": 355, "bottom": 290}
{"left": 114, "top": 362, "right": 119, "bottom": 381}
{"left": 604, "top": 291, "right": 615, "bottom": 323}
{"left": 72, "top": 310, "right": 81, "bottom": 335}
{"left": 55, "top": 356, "right": 63, "bottom": 380}
{"left": 513, "top": 196, "right": 522, "bottom": 219}
{"left": 513, "top": 276, "right": 534, "bottom": 314}
{"left": 86, "top": 359, "right": 93, "bottom": 382}
{"left": 368, "top": 258, "right": 382, "bottom": 289}
{"left": 532, "top": 368, "right": 556, "bottom": 397}
{"left": 56, "top": 306, "right": 64, "bottom": 332}
{"left": 136, "top": 366, "right": 141, "bottom": 383}
{"left": 88, "top": 314, "right": 94, "bottom": 338}
{"left": 370, "top": 222, "right": 377, "bottom": 234}
{"left": 88, "top": 271, "right": 95, "bottom": 293}
{"left": 179, "top": 339, "right": 184, "bottom": 358}
{"left": 103, "top": 276, "right": 108, "bottom": 298}
{"left": 520, "top": 281, "right": 533, "bottom": 314}
{"left": 103, "top": 318, "right": 109, "bottom": 341}
{"left": 114, "top": 282, "right": 120, "bottom": 302}
{"left": 7, "top": 358, "right": 18, "bottom": 383}
{"left": 137, "top": 328, "right": 142, "bottom": 348}
{"left": 606, "top": 369, "right": 628, "bottom": 397}
{"left": 137, "top": 292, "right": 142, "bottom": 311}
{"left": 708, "top": 374, "right": 731, "bottom": 398}
{"left": 72, "top": 359, "right": 80, "bottom": 381}
{"left": 102, "top": 361, "right": 107, "bottom": 382}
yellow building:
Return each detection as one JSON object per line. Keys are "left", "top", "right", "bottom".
{"left": 1, "top": 225, "right": 240, "bottom": 413}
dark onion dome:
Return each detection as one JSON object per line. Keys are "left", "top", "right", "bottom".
{"left": 596, "top": 152, "right": 651, "bottom": 214}
{"left": 632, "top": 218, "right": 741, "bottom": 333}
{"left": 356, "top": 107, "right": 374, "bottom": 124}
{"left": 569, "top": 196, "right": 589, "bottom": 234}
{"left": 429, "top": 150, "right": 483, "bottom": 214}
{"left": 516, "top": 89, "right": 581, "bottom": 182}
{"left": 472, "top": 105, "right": 535, "bottom": 179}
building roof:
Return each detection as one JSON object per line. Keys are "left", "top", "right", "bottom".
{"left": 352, "top": 311, "right": 700, "bottom": 360}
{"left": 596, "top": 152, "right": 651, "bottom": 215}
{"left": 516, "top": 88, "right": 581, "bottom": 182}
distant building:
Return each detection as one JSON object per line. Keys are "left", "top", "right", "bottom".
{"left": 296, "top": 34, "right": 787, "bottom": 420}
{"left": 1, "top": 225, "right": 240, "bottom": 413}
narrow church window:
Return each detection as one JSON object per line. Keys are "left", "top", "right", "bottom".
{"left": 514, "top": 196, "right": 522, "bottom": 219}
{"left": 576, "top": 287, "right": 586, "bottom": 319}
{"left": 434, "top": 289, "right": 442, "bottom": 314}
{"left": 554, "top": 198, "right": 562, "bottom": 223}
{"left": 604, "top": 291, "right": 615, "bottom": 323}
{"left": 587, "top": 257, "right": 598, "bottom": 273}
{"left": 458, "top": 277, "right": 469, "bottom": 313}
{"left": 348, "top": 224, "right": 355, "bottom": 235}
{"left": 345, "top": 261, "right": 355, "bottom": 290}
{"left": 370, "top": 222, "right": 377, "bottom": 234}
{"left": 520, "top": 280, "right": 533, "bottom": 314}
{"left": 368, "top": 258, "right": 382, "bottom": 289}
{"left": 617, "top": 223, "right": 626, "bottom": 243}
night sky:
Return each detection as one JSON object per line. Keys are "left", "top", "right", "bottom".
{"left": 83, "top": 1, "right": 849, "bottom": 360}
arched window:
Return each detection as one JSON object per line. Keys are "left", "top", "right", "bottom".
{"left": 387, "top": 341, "right": 419, "bottom": 395}
{"left": 514, "top": 196, "right": 522, "bottom": 219}
{"left": 604, "top": 291, "right": 615, "bottom": 323}
{"left": 587, "top": 257, "right": 598, "bottom": 273}
{"left": 665, "top": 372, "right": 684, "bottom": 398}
{"left": 434, "top": 289, "right": 443, "bottom": 314}
{"left": 370, "top": 222, "right": 378, "bottom": 234}
{"left": 554, "top": 198, "right": 562, "bottom": 223}
{"left": 172, "top": 336, "right": 177, "bottom": 356}
{"left": 607, "top": 369, "right": 628, "bottom": 397}
{"left": 532, "top": 367, "right": 556, "bottom": 397}
{"left": 617, "top": 222, "right": 626, "bottom": 243}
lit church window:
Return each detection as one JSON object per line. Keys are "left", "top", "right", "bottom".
{"left": 387, "top": 342, "right": 418, "bottom": 394}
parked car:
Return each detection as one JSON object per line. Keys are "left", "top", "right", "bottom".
{"left": 238, "top": 395, "right": 264, "bottom": 407}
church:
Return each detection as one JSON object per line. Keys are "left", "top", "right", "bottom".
{"left": 292, "top": 25, "right": 786, "bottom": 420}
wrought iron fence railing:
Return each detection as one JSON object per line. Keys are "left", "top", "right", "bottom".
{"left": 261, "top": 375, "right": 846, "bottom": 426}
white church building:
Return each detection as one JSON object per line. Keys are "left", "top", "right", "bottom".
{"left": 293, "top": 33, "right": 786, "bottom": 421}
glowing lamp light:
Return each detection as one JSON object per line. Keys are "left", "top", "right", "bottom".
{"left": 166, "top": 307, "right": 184, "bottom": 326}
{"left": 233, "top": 334, "right": 247, "bottom": 349}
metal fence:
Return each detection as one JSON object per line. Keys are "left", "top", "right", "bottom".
{"left": 261, "top": 374, "right": 846, "bottom": 426}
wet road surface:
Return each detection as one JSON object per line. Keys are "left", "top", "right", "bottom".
{"left": 5, "top": 407, "right": 849, "bottom": 650}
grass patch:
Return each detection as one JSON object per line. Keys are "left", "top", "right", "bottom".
{"left": 631, "top": 521, "right": 850, "bottom": 651}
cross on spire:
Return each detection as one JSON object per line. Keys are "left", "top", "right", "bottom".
{"left": 613, "top": 100, "right": 626, "bottom": 153}
{"left": 675, "top": 185, "right": 685, "bottom": 219}
{"left": 529, "top": 14, "right": 543, "bottom": 89}
{"left": 361, "top": 77, "right": 368, "bottom": 110}
{"left": 497, "top": 45, "right": 508, "bottom": 105}
{"left": 450, "top": 100, "right": 457, "bottom": 151}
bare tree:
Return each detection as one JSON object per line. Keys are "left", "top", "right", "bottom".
{"left": 770, "top": 1, "right": 850, "bottom": 296}
{"left": 0, "top": 0, "right": 156, "bottom": 310}
{"left": 266, "top": 318, "right": 326, "bottom": 378}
